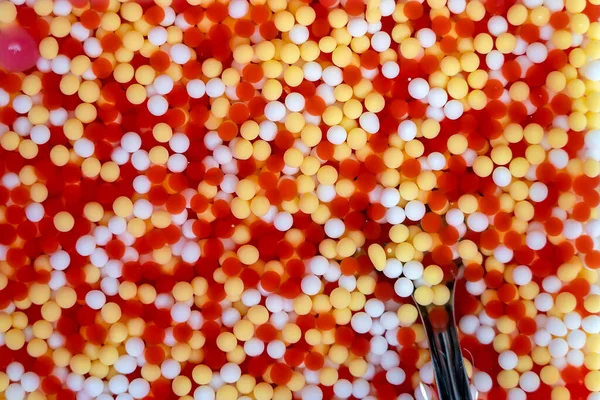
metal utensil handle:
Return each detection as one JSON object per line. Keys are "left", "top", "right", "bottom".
{"left": 417, "top": 286, "right": 471, "bottom": 400}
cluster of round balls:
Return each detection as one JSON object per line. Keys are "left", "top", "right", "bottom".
{"left": 0, "top": 0, "right": 600, "bottom": 399}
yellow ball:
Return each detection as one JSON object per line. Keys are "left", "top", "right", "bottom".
{"left": 274, "top": 11, "right": 295, "bottom": 32}
{"left": 53, "top": 211, "right": 74, "bottom": 232}
{"left": 447, "top": 134, "right": 468, "bottom": 154}
{"left": 414, "top": 286, "right": 434, "bottom": 306}
{"left": 400, "top": 38, "right": 422, "bottom": 59}
{"left": 0, "top": 2, "right": 17, "bottom": 23}
{"left": 397, "top": 304, "right": 418, "bottom": 326}
{"left": 585, "top": 371, "right": 600, "bottom": 391}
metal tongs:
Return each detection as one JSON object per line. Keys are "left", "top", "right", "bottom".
{"left": 414, "top": 269, "right": 472, "bottom": 400}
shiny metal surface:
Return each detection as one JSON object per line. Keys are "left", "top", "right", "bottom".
{"left": 416, "top": 280, "right": 471, "bottom": 400}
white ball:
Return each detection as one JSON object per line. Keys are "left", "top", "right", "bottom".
{"left": 486, "top": 50, "right": 505, "bottom": 70}
{"left": 533, "top": 329, "right": 552, "bottom": 347}
{"left": 519, "top": 371, "right": 540, "bottom": 393}
{"left": 220, "top": 363, "right": 241, "bottom": 383}
{"left": 383, "top": 259, "right": 403, "bottom": 278}
{"left": 121, "top": 132, "right": 142, "bottom": 153}
{"left": 488, "top": 16, "right": 508, "bottom": 36}
{"left": 446, "top": 208, "right": 464, "bottom": 226}
{"left": 273, "top": 212, "right": 293, "bottom": 231}
{"left": 473, "top": 372, "right": 493, "bottom": 392}
{"left": 324, "top": 218, "right": 345, "bottom": 238}
{"left": 289, "top": 24, "right": 309, "bottom": 45}
{"left": 405, "top": 200, "right": 426, "bottom": 221}
{"left": 359, "top": 112, "right": 380, "bottom": 134}
{"left": 301, "top": 385, "right": 323, "bottom": 400}
{"left": 73, "top": 138, "right": 95, "bottom": 158}
{"left": 548, "top": 338, "right": 569, "bottom": 358}
{"left": 563, "top": 219, "right": 583, "bottom": 240}
{"left": 371, "top": 31, "right": 391, "bottom": 52}
{"left": 125, "top": 337, "right": 145, "bottom": 357}
{"left": 566, "top": 349, "right": 584, "bottom": 367}
{"left": 459, "top": 315, "right": 479, "bottom": 335}
{"left": 133, "top": 175, "right": 151, "bottom": 194}
{"left": 115, "top": 354, "right": 137, "bottom": 374}
{"left": 347, "top": 18, "right": 368, "bottom": 37}
{"left": 582, "top": 315, "right": 600, "bottom": 334}
{"left": 30, "top": 125, "right": 50, "bottom": 145}
{"left": 364, "top": 298, "right": 385, "bottom": 318}
{"left": 171, "top": 303, "right": 191, "bottom": 323}
{"left": 567, "top": 329, "right": 586, "bottom": 349}
{"left": 85, "top": 290, "right": 106, "bottom": 310}
{"left": 264, "top": 101, "right": 286, "bottom": 122}
{"left": 327, "top": 125, "right": 347, "bottom": 145}
{"left": 6, "top": 362, "right": 24, "bottom": 381}
{"left": 448, "top": 0, "right": 466, "bottom": 13}
{"left": 83, "top": 377, "right": 104, "bottom": 397}
{"left": 386, "top": 206, "right": 405, "bottom": 224}
{"left": 153, "top": 74, "right": 174, "bottom": 95}
{"left": 129, "top": 378, "right": 150, "bottom": 399}
{"left": 147, "top": 95, "right": 168, "bottom": 116}
{"left": 12, "top": 95, "right": 32, "bottom": 114}
{"left": 333, "top": 380, "right": 353, "bottom": 399}
{"left": 75, "top": 235, "right": 96, "bottom": 256}
{"left": 534, "top": 293, "right": 554, "bottom": 312}
{"left": 583, "top": 60, "right": 600, "bottom": 81}
{"left": 351, "top": 312, "right": 373, "bottom": 334}
{"left": 228, "top": 0, "right": 249, "bottom": 18}
{"left": 381, "top": 61, "right": 400, "bottom": 79}
{"left": 492, "top": 167, "right": 512, "bottom": 187}
{"left": 380, "top": 187, "right": 400, "bottom": 208}
{"left": 50, "top": 250, "right": 71, "bottom": 270}
{"left": 25, "top": 203, "right": 44, "bottom": 222}
{"left": 467, "top": 212, "right": 489, "bottom": 232}
{"left": 109, "top": 375, "right": 129, "bottom": 395}
{"left": 498, "top": 350, "right": 519, "bottom": 370}
{"left": 403, "top": 261, "right": 424, "bottom": 280}
{"left": 309, "top": 256, "right": 329, "bottom": 276}
{"left": 507, "top": 388, "right": 527, "bottom": 400}
{"left": 386, "top": 367, "right": 406, "bottom": 385}
{"left": 526, "top": 231, "right": 547, "bottom": 250}
{"left": 303, "top": 62, "right": 322, "bottom": 81}
{"left": 398, "top": 120, "right": 417, "bottom": 141}
{"left": 241, "top": 289, "right": 261, "bottom": 307}
{"left": 5, "top": 384, "right": 25, "bottom": 400}
{"left": 512, "top": 265, "right": 533, "bottom": 286}
{"left": 427, "top": 87, "right": 448, "bottom": 108}
{"left": 205, "top": 78, "right": 225, "bottom": 98}
{"left": 564, "top": 312, "right": 582, "bottom": 330}
{"left": 186, "top": 79, "right": 206, "bottom": 99}
{"left": 541, "top": 275, "right": 561, "bottom": 293}
{"left": 20, "top": 372, "right": 40, "bottom": 392}
{"left": 169, "top": 43, "right": 191, "bottom": 64}
{"left": 529, "top": 182, "right": 548, "bottom": 202}
{"left": 322, "top": 66, "right": 343, "bottom": 86}
{"left": 427, "top": 152, "right": 446, "bottom": 170}
{"left": 169, "top": 133, "right": 190, "bottom": 154}
{"left": 301, "top": 275, "right": 321, "bottom": 296}
{"left": 444, "top": 99, "right": 464, "bottom": 120}
{"left": 417, "top": 28, "right": 436, "bottom": 48}
{"left": 475, "top": 325, "right": 495, "bottom": 344}
{"left": 526, "top": 42, "right": 548, "bottom": 64}
{"left": 394, "top": 277, "right": 414, "bottom": 297}
{"left": 408, "top": 78, "right": 430, "bottom": 100}
{"left": 194, "top": 386, "right": 215, "bottom": 400}
{"left": 284, "top": 92, "right": 305, "bottom": 112}
{"left": 148, "top": 27, "right": 168, "bottom": 45}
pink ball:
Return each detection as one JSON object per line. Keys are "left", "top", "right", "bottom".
{"left": 0, "top": 26, "right": 39, "bottom": 72}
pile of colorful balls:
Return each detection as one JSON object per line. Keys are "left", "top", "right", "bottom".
{"left": 0, "top": 0, "right": 599, "bottom": 398}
